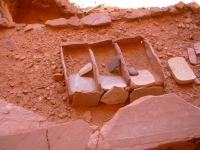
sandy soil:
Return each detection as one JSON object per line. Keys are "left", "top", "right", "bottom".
{"left": 0, "top": 8, "right": 199, "bottom": 127}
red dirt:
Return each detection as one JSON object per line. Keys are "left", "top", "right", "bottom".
{"left": 0, "top": 8, "right": 199, "bottom": 127}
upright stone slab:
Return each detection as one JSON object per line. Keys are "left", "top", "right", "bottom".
{"left": 187, "top": 48, "right": 197, "bottom": 65}
{"left": 98, "top": 94, "right": 200, "bottom": 150}
{"left": 168, "top": 57, "right": 196, "bottom": 84}
{"left": 194, "top": 42, "right": 200, "bottom": 55}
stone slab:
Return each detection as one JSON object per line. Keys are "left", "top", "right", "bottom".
{"left": 81, "top": 12, "right": 112, "bottom": 26}
{"left": 0, "top": 99, "right": 53, "bottom": 136}
{"left": 131, "top": 70, "right": 155, "bottom": 87}
{"left": 68, "top": 16, "right": 81, "bottom": 27}
{"left": 45, "top": 18, "right": 68, "bottom": 28}
{"left": 130, "top": 86, "right": 164, "bottom": 102}
{"left": 98, "top": 94, "right": 200, "bottom": 150}
{"left": 128, "top": 67, "right": 138, "bottom": 76}
{"left": 187, "top": 48, "right": 197, "bottom": 65}
{"left": 125, "top": 9, "right": 151, "bottom": 20}
{"left": 100, "top": 87, "right": 128, "bottom": 104}
{"left": 194, "top": 42, "right": 200, "bottom": 55}
{"left": 100, "top": 76, "right": 127, "bottom": 90}
{"left": 0, "top": 128, "right": 48, "bottom": 150}
{"left": 108, "top": 55, "right": 120, "bottom": 72}
{"left": 48, "top": 120, "right": 93, "bottom": 150}
{"left": 0, "top": 120, "right": 93, "bottom": 150}
{"left": 69, "top": 74, "right": 95, "bottom": 92}
{"left": 168, "top": 57, "right": 196, "bottom": 84}
{"left": 79, "top": 63, "right": 93, "bottom": 76}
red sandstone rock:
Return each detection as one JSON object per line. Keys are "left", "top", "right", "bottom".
{"left": 188, "top": 2, "right": 200, "bottom": 13}
{"left": 175, "top": 1, "right": 185, "bottom": 10}
{"left": 125, "top": 9, "right": 151, "bottom": 20}
{"left": 68, "top": 16, "right": 81, "bottom": 27}
{"left": 98, "top": 94, "right": 200, "bottom": 150}
{"left": 0, "top": 99, "right": 53, "bottom": 136}
{"left": 81, "top": 12, "right": 112, "bottom": 26}
{"left": 45, "top": 18, "right": 68, "bottom": 28}
{"left": 54, "top": 73, "right": 63, "bottom": 81}
{"left": 0, "top": 18, "right": 8, "bottom": 27}
{"left": 100, "top": 86, "right": 128, "bottom": 105}
{"left": 149, "top": 7, "right": 163, "bottom": 17}
{"left": 130, "top": 86, "right": 164, "bottom": 102}
{"left": 48, "top": 120, "right": 92, "bottom": 150}
{"left": 168, "top": 5, "right": 183, "bottom": 15}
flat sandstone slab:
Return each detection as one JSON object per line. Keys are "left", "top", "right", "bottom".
{"left": 168, "top": 57, "right": 196, "bottom": 84}
{"left": 98, "top": 94, "right": 200, "bottom": 150}
{"left": 45, "top": 18, "right": 68, "bottom": 28}
{"left": 131, "top": 70, "right": 155, "bottom": 87}
{"left": 81, "top": 12, "right": 112, "bottom": 26}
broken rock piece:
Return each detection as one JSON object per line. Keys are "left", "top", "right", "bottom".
{"left": 79, "top": 63, "right": 93, "bottom": 76}
{"left": 194, "top": 42, "right": 200, "bottom": 55}
{"left": 100, "top": 86, "right": 128, "bottom": 104}
{"left": 187, "top": 48, "right": 197, "bottom": 65}
{"left": 131, "top": 70, "right": 155, "bottom": 87}
{"left": 108, "top": 55, "right": 120, "bottom": 73}
{"left": 168, "top": 57, "right": 196, "bottom": 84}
{"left": 128, "top": 67, "right": 138, "bottom": 76}
{"left": 45, "top": 18, "right": 68, "bottom": 28}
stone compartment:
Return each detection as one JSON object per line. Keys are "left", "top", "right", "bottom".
{"left": 61, "top": 36, "right": 165, "bottom": 106}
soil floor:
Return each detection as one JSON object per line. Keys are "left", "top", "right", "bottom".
{"left": 0, "top": 8, "right": 200, "bottom": 127}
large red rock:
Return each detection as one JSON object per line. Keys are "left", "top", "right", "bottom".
{"left": 81, "top": 12, "right": 112, "bottom": 26}
{"left": 0, "top": 120, "right": 93, "bottom": 150}
{"left": 98, "top": 94, "right": 200, "bottom": 150}
{"left": 0, "top": 99, "right": 53, "bottom": 136}
{"left": 48, "top": 120, "right": 93, "bottom": 150}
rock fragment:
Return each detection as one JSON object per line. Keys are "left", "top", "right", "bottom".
{"left": 194, "top": 42, "right": 200, "bottom": 55}
{"left": 24, "top": 24, "right": 33, "bottom": 32}
{"left": 128, "top": 67, "right": 138, "bottom": 76}
{"left": 68, "top": 16, "right": 81, "bottom": 27}
{"left": 100, "top": 86, "right": 128, "bottom": 104}
{"left": 130, "top": 86, "right": 164, "bottom": 102}
{"left": 168, "top": 57, "right": 196, "bottom": 84}
{"left": 0, "top": 18, "right": 8, "bottom": 27}
{"left": 187, "top": 48, "right": 197, "bottom": 65}
{"left": 82, "top": 111, "right": 92, "bottom": 123}
{"left": 45, "top": 18, "right": 68, "bottom": 28}
{"left": 149, "top": 7, "right": 163, "bottom": 17}
{"left": 55, "top": 83, "right": 66, "bottom": 93}
{"left": 107, "top": 56, "right": 120, "bottom": 73}
{"left": 81, "top": 12, "right": 112, "bottom": 26}
{"left": 79, "top": 63, "right": 92, "bottom": 76}
{"left": 188, "top": 2, "right": 200, "bottom": 13}
{"left": 175, "top": 1, "right": 185, "bottom": 10}
{"left": 125, "top": 9, "right": 151, "bottom": 20}
{"left": 54, "top": 73, "right": 63, "bottom": 81}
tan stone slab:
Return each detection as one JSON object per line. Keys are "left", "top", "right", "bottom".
{"left": 100, "top": 76, "right": 127, "bottom": 90}
{"left": 168, "top": 57, "right": 196, "bottom": 84}
{"left": 131, "top": 70, "right": 155, "bottom": 87}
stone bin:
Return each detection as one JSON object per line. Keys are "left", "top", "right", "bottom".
{"left": 114, "top": 36, "right": 166, "bottom": 102}
{"left": 88, "top": 39, "right": 130, "bottom": 92}
{"left": 60, "top": 42, "right": 102, "bottom": 107}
